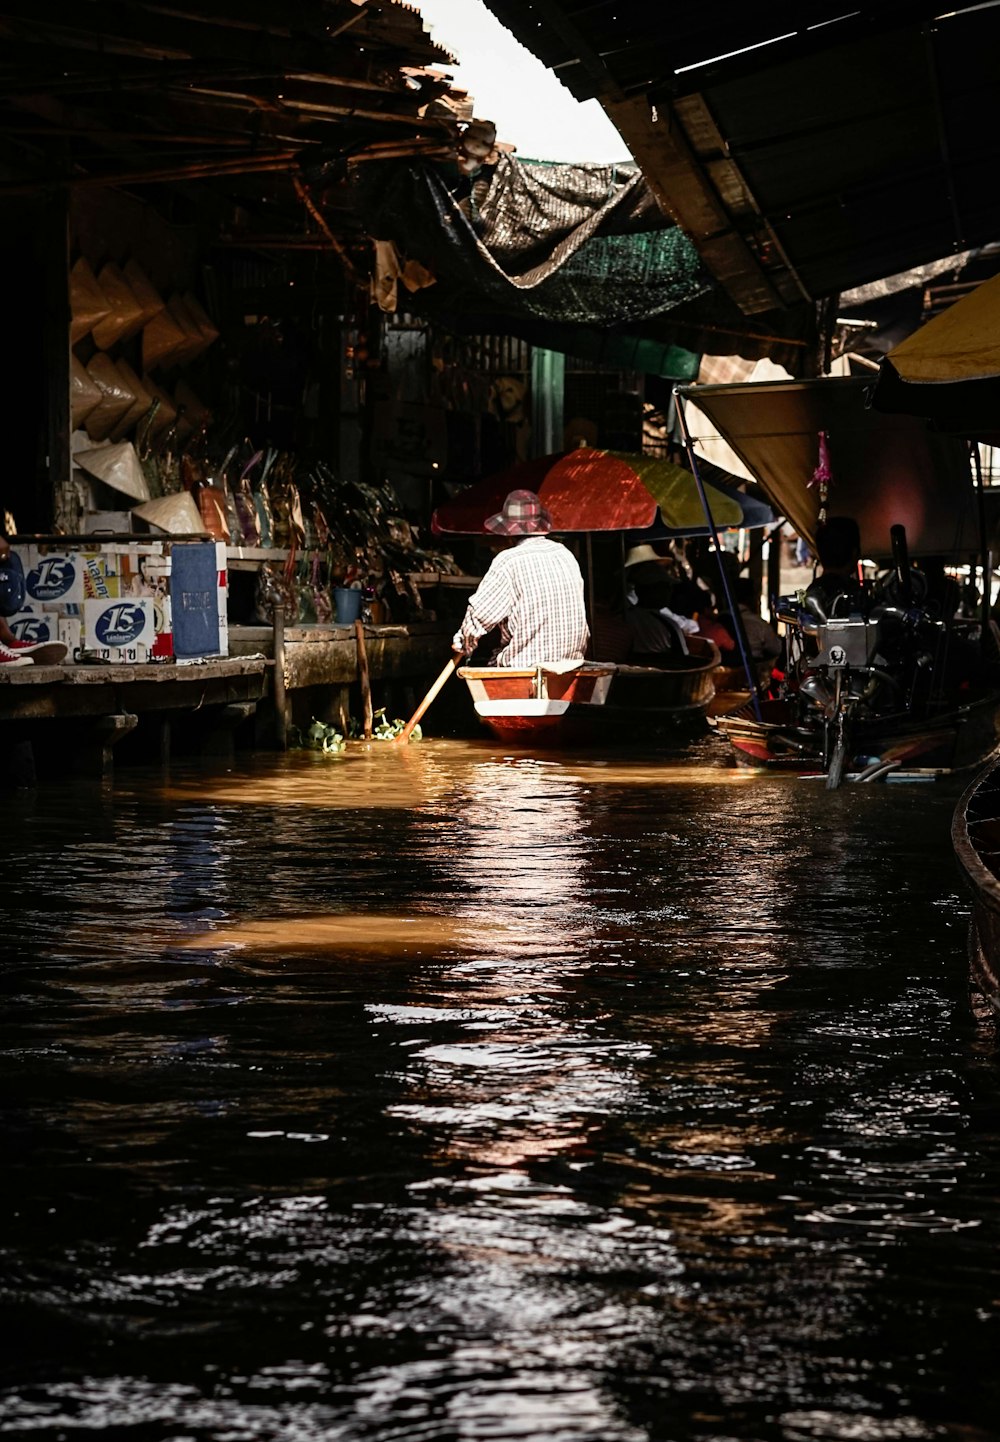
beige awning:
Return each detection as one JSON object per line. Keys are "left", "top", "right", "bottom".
{"left": 680, "top": 376, "right": 978, "bottom": 556}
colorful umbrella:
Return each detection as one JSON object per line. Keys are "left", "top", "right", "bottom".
{"left": 431, "top": 447, "right": 745, "bottom": 535}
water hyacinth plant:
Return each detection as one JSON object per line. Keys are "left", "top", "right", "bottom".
{"left": 290, "top": 710, "right": 421, "bottom": 754}
{"left": 347, "top": 708, "right": 421, "bottom": 742}
{"left": 289, "top": 719, "right": 346, "bottom": 755}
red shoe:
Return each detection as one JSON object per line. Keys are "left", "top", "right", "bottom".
{"left": 0, "top": 642, "right": 33, "bottom": 666}
{"left": 4, "top": 638, "right": 68, "bottom": 665}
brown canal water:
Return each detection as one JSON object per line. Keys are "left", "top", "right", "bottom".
{"left": 2, "top": 738, "right": 999, "bottom": 1442}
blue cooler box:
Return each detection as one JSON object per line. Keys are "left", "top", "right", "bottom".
{"left": 170, "top": 541, "right": 228, "bottom": 660}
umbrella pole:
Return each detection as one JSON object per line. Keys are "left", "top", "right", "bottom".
{"left": 674, "top": 389, "right": 764, "bottom": 722}
{"left": 972, "top": 442, "right": 993, "bottom": 652}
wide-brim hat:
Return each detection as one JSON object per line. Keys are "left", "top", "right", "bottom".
{"left": 624, "top": 543, "right": 664, "bottom": 568}
{"left": 484, "top": 488, "right": 551, "bottom": 536}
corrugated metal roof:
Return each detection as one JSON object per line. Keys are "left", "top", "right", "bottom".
{"left": 483, "top": 0, "right": 1000, "bottom": 313}
{"left": 0, "top": 0, "right": 484, "bottom": 250}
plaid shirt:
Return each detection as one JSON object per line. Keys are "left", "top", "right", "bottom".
{"left": 453, "top": 536, "right": 590, "bottom": 666}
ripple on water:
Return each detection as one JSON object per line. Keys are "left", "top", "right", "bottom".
{"left": 1, "top": 752, "right": 999, "bottom": 1440}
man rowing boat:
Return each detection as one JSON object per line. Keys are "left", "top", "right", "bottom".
{"left": 451, "top": 489, "right": 589, "bottom": 667}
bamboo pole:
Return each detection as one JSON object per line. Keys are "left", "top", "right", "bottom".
{"left": 272, "top": 601, "right": 288, "bottom": 751}
{"left": 291, "top": 174, "right": 362, "bottom": 283}
{"left": 0, "top": 151, "right": 297, "bottom": 195}
{"left": 395, "top": 656, "right": 459, "bottom": 744}
{"left": 674, "top": 386, "right": 764, "bottom": 723}
{"left": 354, "top": 618, "right": 373, "bottom": 740}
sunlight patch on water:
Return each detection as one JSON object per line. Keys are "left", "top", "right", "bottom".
{"left": 178, "top": 913, "right": 479, "bottom": 955}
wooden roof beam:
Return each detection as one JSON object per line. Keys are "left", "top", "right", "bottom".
{"left": 0, "top": 148, "right": 298, "bottom": 193}
{"left": 0, "top": 0, "right": 449, "bottom": 82}
{"left": 602, "top": 93, "right": 786, "bottom": 315}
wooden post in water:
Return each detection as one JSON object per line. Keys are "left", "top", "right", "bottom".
{"left": 355, "top": 618, "right": 373, "bottom": 739}
{"left": 272, "top": 600, "right": 287, "bottom": 750}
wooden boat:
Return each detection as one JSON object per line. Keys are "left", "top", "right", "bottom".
{"left": 714, "top": 690, "right": 1000, "bottom": 776}
{"left": 952, "top": 757, "right": 1000, "bottom": 1014}
{"left": 708, "top": 657, "right": 774, "bottom": 718}
{"left": 458, "top": 636, "right": 720, "bottom": 747}
{"left": 711, "top": 528, "right": 1000, "bottom": 786}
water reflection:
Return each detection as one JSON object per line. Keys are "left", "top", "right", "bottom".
{"left": 1, "top": 752, "right": 1000, "bottom": 1441}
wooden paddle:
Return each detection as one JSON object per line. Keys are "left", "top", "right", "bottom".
{"left": 395, "top": 654, "right": 460, "bottom": 744}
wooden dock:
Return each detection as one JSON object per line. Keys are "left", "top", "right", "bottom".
{"left": 0, "top": 620, "right": 456, "bottom": 785}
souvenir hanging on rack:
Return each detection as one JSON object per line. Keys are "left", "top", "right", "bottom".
{"left": 166, "top": 294, "right": 206, "bottom": 367}
{"left": 84, "top": 353, "right": 137, "bottom": 440}
{"left": 135, "top": 400, "right": 163, "bottom": 497}
{"left": 133, "top": 490, "right": 206, "bottom": 535}
{"left": 174, "top": 380, "right": 212, "bottom": 442}
{"left": 311, "top": 553, "right": 333, "bottom": 624}
{"left": 182, "top": 291, "right": 220, "bottom": 353}
{"left": 109, "top": 360, "right": 152, "bottom": 439}
{"left": 234, "top": 449, "right": 264, "bottom": 545}
{"left": 142, "top": 375, "right": 178, "bottom": 438}
{"left": 74, "top": 440, "right": 150, "bottom": 502}
{"left": 71, "top": 354, "right": 103, "bottom": 429}
{"left": 91, "top": 263, "right": 144, "bottom": 350}
{"left": 123, "top": 260, "right": 166, "bottom": 330}
{"left": 142, "top": 304, "right": 187, "bottom": 373}
{"left": 70, "top": 257, "right": 110, "bottom": 344}
{"left": 295, "top": 552, "right": 316, "bottom": 623}
{"left": 254, "top": 450, "right": 277, "bottom": 547}
{"left": 808, "top": 430, "right": 833, "bottom": 527}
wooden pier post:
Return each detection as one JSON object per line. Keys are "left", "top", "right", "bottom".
{"left": 354, "top": 618, "right": 373, "bottom": 740}
{"left": 272, "top": 601, "right": 288, "bottom": 750}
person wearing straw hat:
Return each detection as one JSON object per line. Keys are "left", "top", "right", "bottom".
{"left": 452, "top": 489, "right": 589, "bottom": 668}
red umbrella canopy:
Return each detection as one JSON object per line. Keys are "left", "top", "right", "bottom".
{"left": 431, "top": 448, "right": 742, "bottom": 534}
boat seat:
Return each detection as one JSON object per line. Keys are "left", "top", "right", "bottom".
{"left": 542, "top": 660, "right": 616, "bottom": 676}
{"left": 458, "top": 666, "right": 538, "bottom": 679}
{"left": 460, "top": 661, "right": 615, "bottom": 679}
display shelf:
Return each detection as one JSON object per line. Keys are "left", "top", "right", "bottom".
{"left": 226, "top": 546, "right": 290, "bottom": 570}
{"left": 408, "top": 572, "right": 481, "bottom": 587}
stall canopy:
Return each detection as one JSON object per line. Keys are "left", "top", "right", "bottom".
{"left": 869, "top": 272, "right": 1000, "bottom": 440}
{"left": 432, "top": 448, "right": 748, "bottom": 534}
{"left": 354, "top": 156, "right": 816, "bottom": 372}
{"left": 482, "top": 1, "right": 1000, "bottom": 320}
{"left": 680, "top": 377, "right": 979, "bottom": 558}
{"left": 0, "top": 1, "right": 494, "bottom": 255}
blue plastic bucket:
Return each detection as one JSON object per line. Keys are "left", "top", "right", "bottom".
{"left": 334, "top": 587, "right": 363, "bottom": 624}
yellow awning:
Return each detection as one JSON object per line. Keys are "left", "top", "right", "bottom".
{"left": 887, "top": 272, "right": 1000, "bottom": 384}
